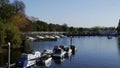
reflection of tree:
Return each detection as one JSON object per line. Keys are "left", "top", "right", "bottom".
{"left": 0, "top": 52, "right": 7, "bottom": 67}
{"left": 117, "top": 37, "right": 120, "bottom": 55}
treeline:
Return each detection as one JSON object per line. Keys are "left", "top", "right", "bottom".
{"left": 31, "top": 20, "right": 116, "bottom": 36}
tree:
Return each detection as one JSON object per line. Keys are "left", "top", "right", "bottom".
{"left": 0, "top": 21, "right": 5, "bottom": 45}
{"left": 12, "top": 0, "right": 25, "bottom": 14}
{"left": 92, "top": 26, "right": 100, "bottom": 34}
{"left": 10, "top": 13, "right": 32, "bottom": 31}
{"left": 62, "top": 23, "right": 69, "bottom": 32}
{"left": 0, "top": 0, "right": 9, "bottom": 7}
{"left": 117, "top": 19, "right": 120, "bottom": 34}
{"left": 5, "top": 23, "right": 22, "bottom": 48}
{"left": 0, "top": 4, "right": 14, "bottom": 21}
{"left": 49, "top": 23, "right": 56, "bottom": 31}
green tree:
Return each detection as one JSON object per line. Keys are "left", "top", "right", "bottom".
{"left": 49, "top": 23, "right": 56, "bottom": 31}
{"left": 0, "top": 0, "right": 9, "bottom": 7}
{"left": 5, "top": 23, "right": 22, "bottom": 48}
{"left": 0, "top": 21, "right": 5, "bottom": 45}
{"left": 117, "top": 19, "right": 120, "bottom": 34}
{"left": 62, "top": 23, "right": 69, "bottom": 32}
{"left": 0, "top": 4, "right": 14, "bottom": 21}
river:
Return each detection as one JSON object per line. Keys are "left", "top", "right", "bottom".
{"left": 1, "top": 36, "right": 120, "bottom": 68}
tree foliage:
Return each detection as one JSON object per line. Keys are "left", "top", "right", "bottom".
{"left": 5, "top": 23, "right": 22, "bottom": 48}
{"left": 117, "top": 19, "right": 120, "bottom": 34}
{"left": 0, "top": 21, "right": 5, "bottom": 45}
{"left": 0, "top": 4, "right": 14, "bottom": 21}
{"left": 12, "top": 0, "right": 25, "bottom": 13}
{"left": 10, "top": 13, "right": 32, "bottom": 31}
{"left": 0, "top": 0, "right": 9, "bottom": 7}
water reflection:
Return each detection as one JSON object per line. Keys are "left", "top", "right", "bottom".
{"left": 117, "top": 37, "right": 120, "bottom": 55}
{"left": 53, "top": 58, "right": 65, "bottom": 64}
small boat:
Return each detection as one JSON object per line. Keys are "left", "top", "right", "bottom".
{"left": 60, "top": 35, "right": 67, "bottom": 38}
{"left": 52, "top": 46, "right": 66, "bottom": 58}
{"left": 15, "top": 51, "right": 41, "bottom": 68}
{"left": 36, "top": 35, "right": 44, "bottom": 39}
{"left": 21, "top": 51, "right": 41, "bottom": 60}
{"left": 60, "top": 46, "right": 72, "bottom": 54}
{"left": 27, "top": 36, "right": 36, "bottom": 41}
{"left": 41, "top": 49, "right": 53, "bottom": 56}
{"left": 54, "top": 35, "right": 60, "bottom": 39}
{"left": 36, "top": 55, "right": 52, "bottom": 66}
{"left": 15, "top": 58, "right": 36, "bottom": 68}
{"left": 42, "top": 49, "right": 53, "bottom": 54}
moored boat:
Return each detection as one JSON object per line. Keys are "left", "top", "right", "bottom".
{"left": 15, "top": 51, "right": 41, "bottom": 68}
{"left": 52, "top": 46, "right": 66, "bottom": 58}
{"left": 15, "top": 58, "right": 36, "bottom": 68}
{"left": 21, "top": 51, "right": 41, "bottom": 60}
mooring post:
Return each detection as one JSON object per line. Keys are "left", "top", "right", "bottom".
{"left": 70, "top": 36, "right": 72, "bottom": 45}
{"left": 8, "top": 42, "right": 10, "bottom": 68}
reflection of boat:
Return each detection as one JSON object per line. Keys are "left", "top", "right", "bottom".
{"left": 52, "top": 46, "right": 66, "bottom": 58}
{"left": 36, "top": 55, "right": 52, "bottom": 67}
{"left": 53, "top": 58, "right": 65, "bottom": 64}
{"left": 65, "top": 52, "right": 72, "bottom": 58}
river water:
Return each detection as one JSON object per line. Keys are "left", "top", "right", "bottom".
{"left": 30, "top": 36, "right": 120, "bottom": 68}
{"left": 1, "top": 36, "right": 120, "bottom": 68}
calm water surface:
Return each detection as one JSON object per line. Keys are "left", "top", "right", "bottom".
{"left": 30, "top": 36, "right": 120, "bottom": 68}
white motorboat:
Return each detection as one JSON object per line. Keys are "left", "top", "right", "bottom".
{"left": 15, "top": 57, "right": 36, "bottom": 68}
{"left": 15, "top": 51, "right": 41, "bottom": 68}
{"left": 21, "top": 51, "right": 41, "bottom": 60}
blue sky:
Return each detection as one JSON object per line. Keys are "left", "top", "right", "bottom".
{"left": 17, "top": 0, "right": 120, "bottom": 27}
